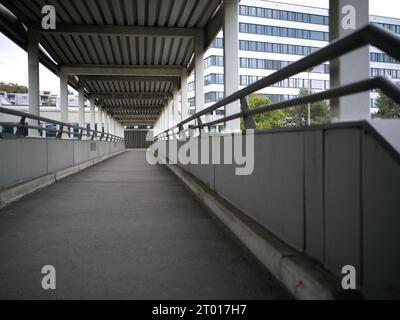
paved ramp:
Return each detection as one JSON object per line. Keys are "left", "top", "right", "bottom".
{"left": 0, "top": 150, "right": 290, "bottom": 300}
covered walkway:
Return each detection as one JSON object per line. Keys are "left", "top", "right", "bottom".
{"left": 0, "top": 151, "right": 290, "bottom": 300}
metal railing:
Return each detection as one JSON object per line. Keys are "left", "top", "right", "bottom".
{"left": 0, "top": 106, "right": 124, "bottom": 143}
{"left": 155, "top": 24, "right": 400, "bottom": 140}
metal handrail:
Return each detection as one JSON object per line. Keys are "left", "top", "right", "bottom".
{"left": 155, "top": 24, "right": 400, "bottom": 139}
{"left": 197, "top": 77, "right": 400, "bottom": 129}
{"left": 0, "top": 106, "right": 124, "bottom": 142}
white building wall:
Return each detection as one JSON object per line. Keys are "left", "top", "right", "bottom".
{"left": 187, "top": 0, "right": 400, "bottom": 130}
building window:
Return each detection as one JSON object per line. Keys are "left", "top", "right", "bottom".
{"left": 204, "top": 55, "right": 224, "bottom": 68}
{"left": 211, "top": 38, "right": 223, "bottom": 49}
{"left": 188, "top": 81, "right": 195, "bottom": 92}
{"left": 205, "top": 92, "right": 224, "bottom": 104}
{"left": 205, "top": 74, "right": 224, "bottom": 86}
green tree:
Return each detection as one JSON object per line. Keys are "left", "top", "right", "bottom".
{"left": 374, "top": 83, "right": 400, "bottom": 119}
{"left": 0, "top": 82, "right": 28, "bottom": 93}
{"left": 287, "top": 88, "right": 330, "bottom": 126}
{"left": 241, "top": 93, "right": 287, "bottom": 129}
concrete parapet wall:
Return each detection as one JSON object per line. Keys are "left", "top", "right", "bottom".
{"left": 163, "top": 122, "right": 400, "bottom": 299}
{"left": 0, "top": 138, "right": 125, "bottom": 191}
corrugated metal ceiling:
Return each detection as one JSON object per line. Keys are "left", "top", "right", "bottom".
{"left": 0, "top": 0, "right": 223, "bottom": 124}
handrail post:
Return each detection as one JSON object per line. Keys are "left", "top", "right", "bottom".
{"left": 57, "top": 125, "right": 64, "bottom": 139}
{"left": 240, "top": 97, "right": 256, "bottom": 130}
{"left": 197, "top": 117, "right": 203, "bottom": 136}
{"left": 16, "top": 116, "right": 26, "bottom": 136}
{"left": 78, "top": 128, "right": 83, "bottom": 140}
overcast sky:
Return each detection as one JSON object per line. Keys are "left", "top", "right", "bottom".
{"left": 0, "top": 0, "right": 399, "bottom": 95}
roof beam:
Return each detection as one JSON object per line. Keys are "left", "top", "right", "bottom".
{"left": 62, "top": 66, "right": 184, "bottom": 77}
{"left": 33, "top": 24, "right": 201, "bottom": 38}
{"left": 82, "top": 75, "right": 178, "bottom": 83}
{"left": 93, "top": 93, "right": 169, "bottom": 99}
{"left": 103, "top": 104, "right": 163, "bottom": 110}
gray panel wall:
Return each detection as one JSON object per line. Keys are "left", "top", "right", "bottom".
{"left": 166, "top": 124, "right": 400, "bottom": 299}
{"left": 0, "top": 139, "right": 125, "bottom": 190}
{"left": 125, "top": 130, "right": 152, "bottom": 149}
{"left": 324, "top": 129, "right": 362, "bottom": 284}
{"left": 304, "top": 131, "right": 324, "bottom": 262}
{"left": 48, "top": 140, "right": 74, "bottom": 172}
{"left": 362, "top": 133, "right": 400, "bottom": 299}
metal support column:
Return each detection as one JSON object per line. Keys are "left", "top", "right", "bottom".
{"left": 195, "top": 32, "right": 205, "bottom": 123}
{"left": 97, "top": 105, "right": 103, "bottom": 133}
{"left": 224, "top": 0, "right": 240, "bottom": 132}
{"left": 27, "top": 29, "right": 40, "bottom": 137}
{"left": 60, "top": 69, "right": 69, "bottom": 125}
{"left": 329, "top": 0, "right": 370, "bottom": 121}
{"left": 181, "top": 70, "right": 189, "bottom": 126}
{"left": 173, "top": 83, "right": 180, "bottom": 127}
{"left": 78, "top": 83, "right": 85, "bottom": 128}
{"left": 90, "top": 97, "right": 96, "bottom": 132}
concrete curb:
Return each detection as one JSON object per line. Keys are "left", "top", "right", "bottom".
{"left": 0, "top": 149, "right": 127, "bottom": 209}
{"left": 166, "top": 163, "right": 350, "bottom": 300}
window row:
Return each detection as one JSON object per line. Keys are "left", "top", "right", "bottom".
{"left": 370, "top": 52, "right": 400, "bottom": 64}
{"left": 371, "top": 68, "right": 400, "bottom": 79}
{"left": 187, "top": 93, "right": 300, "bottom": 111}
{"left": 240, "top": 57, "right": 329, "bottom": 73}
{"left": 205, "top": 74, "right": 224, "bottom": 86}
{"left": 239, "top": 23, "right": 329, "bottom": 41}
{"left": 240, "top": 75, "right": 330, "bottom": 90}
{"left": 239, "top": 40, "right": 320, "bottom": 56}
{"left": 373, "top": 22, "right": 400, "bottom": 34}
{"left": 255, "top": 94, "right": 299, "bottom": 104}
{"left": 189, "top": 93, "right": 226, "bottom": 105}
{"left": 210, "top": 38, "right": 223, "bottom": 49}
{"left": 188, "top": 81, "right": 195, "bottom": 92}
{"left": 205, "top": 92, "right": 225, "bottom": 104}
{"left": 204, "top": 55, "right": 224, "bottom": 68}
{"left": 239, "top": 5, "right": 328, "bottom": 25}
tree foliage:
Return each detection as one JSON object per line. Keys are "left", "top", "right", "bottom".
{"left": 0, "top": 82, "right": 28, "bottom": 93}
{"left": 287, "top": 88, "right": 330, "bottom": 126}
{"left": 374, "top": 83, "right": 400, "bottom": 119}
{"left": 243, "top": 93, "right": 288, "bottom": 129}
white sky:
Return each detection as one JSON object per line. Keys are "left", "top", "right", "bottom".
{"left": 0, "top": 0, "right": 399, "bottom": 95}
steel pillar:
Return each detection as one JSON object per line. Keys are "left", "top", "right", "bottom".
{"left": 329, "top": 0, "right": 370, "bottom": 121}
{"left": 224, "top": 0, "right": 240, "bottom": 132}
{"left": 27, "top": 29, "right": 40, "bottom": 137}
